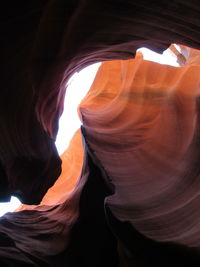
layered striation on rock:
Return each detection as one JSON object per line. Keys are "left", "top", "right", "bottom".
{"left": 0, "top": 139, "right": 119, "bottom": 267}
{"left": 1, "top": 0, "right": 200, "bottom": 203}
{"left": 0, "top": 0, "right": 200, "bottom": 266}
{"left": 80, "top": 50, "right": 200, "bottom": 247}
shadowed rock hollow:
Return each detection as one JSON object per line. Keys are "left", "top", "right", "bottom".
{"left": 0, "top": 1, "right": 200, "bottom": 266}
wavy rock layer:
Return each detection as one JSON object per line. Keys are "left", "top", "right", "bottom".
{"left": 0, "top": 0, "right": 200, "bottom": 266}
{"left": 80, "top": 50, "right": 200, "bottom": 247}
{"left": 1, "top": 0, "right": 200, "bottom": 202}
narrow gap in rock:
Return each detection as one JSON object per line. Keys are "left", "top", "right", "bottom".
{"left": 0, "top": 45, "right": 180, "bottom": 216}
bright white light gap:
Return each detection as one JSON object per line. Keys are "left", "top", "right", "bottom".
{"left": 0, "top": 47, "right": 180, "bottom": 216}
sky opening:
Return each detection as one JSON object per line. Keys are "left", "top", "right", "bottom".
{"left": 0, "top": 46, "right": 180, "bottom": 216}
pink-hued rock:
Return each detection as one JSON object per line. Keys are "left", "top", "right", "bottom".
{"left": 0, "top": 1, "right": 200, "bottom": 266}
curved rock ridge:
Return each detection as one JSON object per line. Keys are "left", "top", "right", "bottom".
{"left": 0, "top": 1, "right": 200, "bottom": 266}
{"left": 1, "top": 0, "right": 200, "bottom": 203}
{"left": 80, "top": 49, "right": 200, "bottom": 247}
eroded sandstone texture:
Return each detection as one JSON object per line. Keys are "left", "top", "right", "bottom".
{"left": 0, "top": 1, "right": 200, "bottom": 266}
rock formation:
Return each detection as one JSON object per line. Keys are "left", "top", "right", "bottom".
{"left": 0, "top": 1, "right": 200, "bottom": 266}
